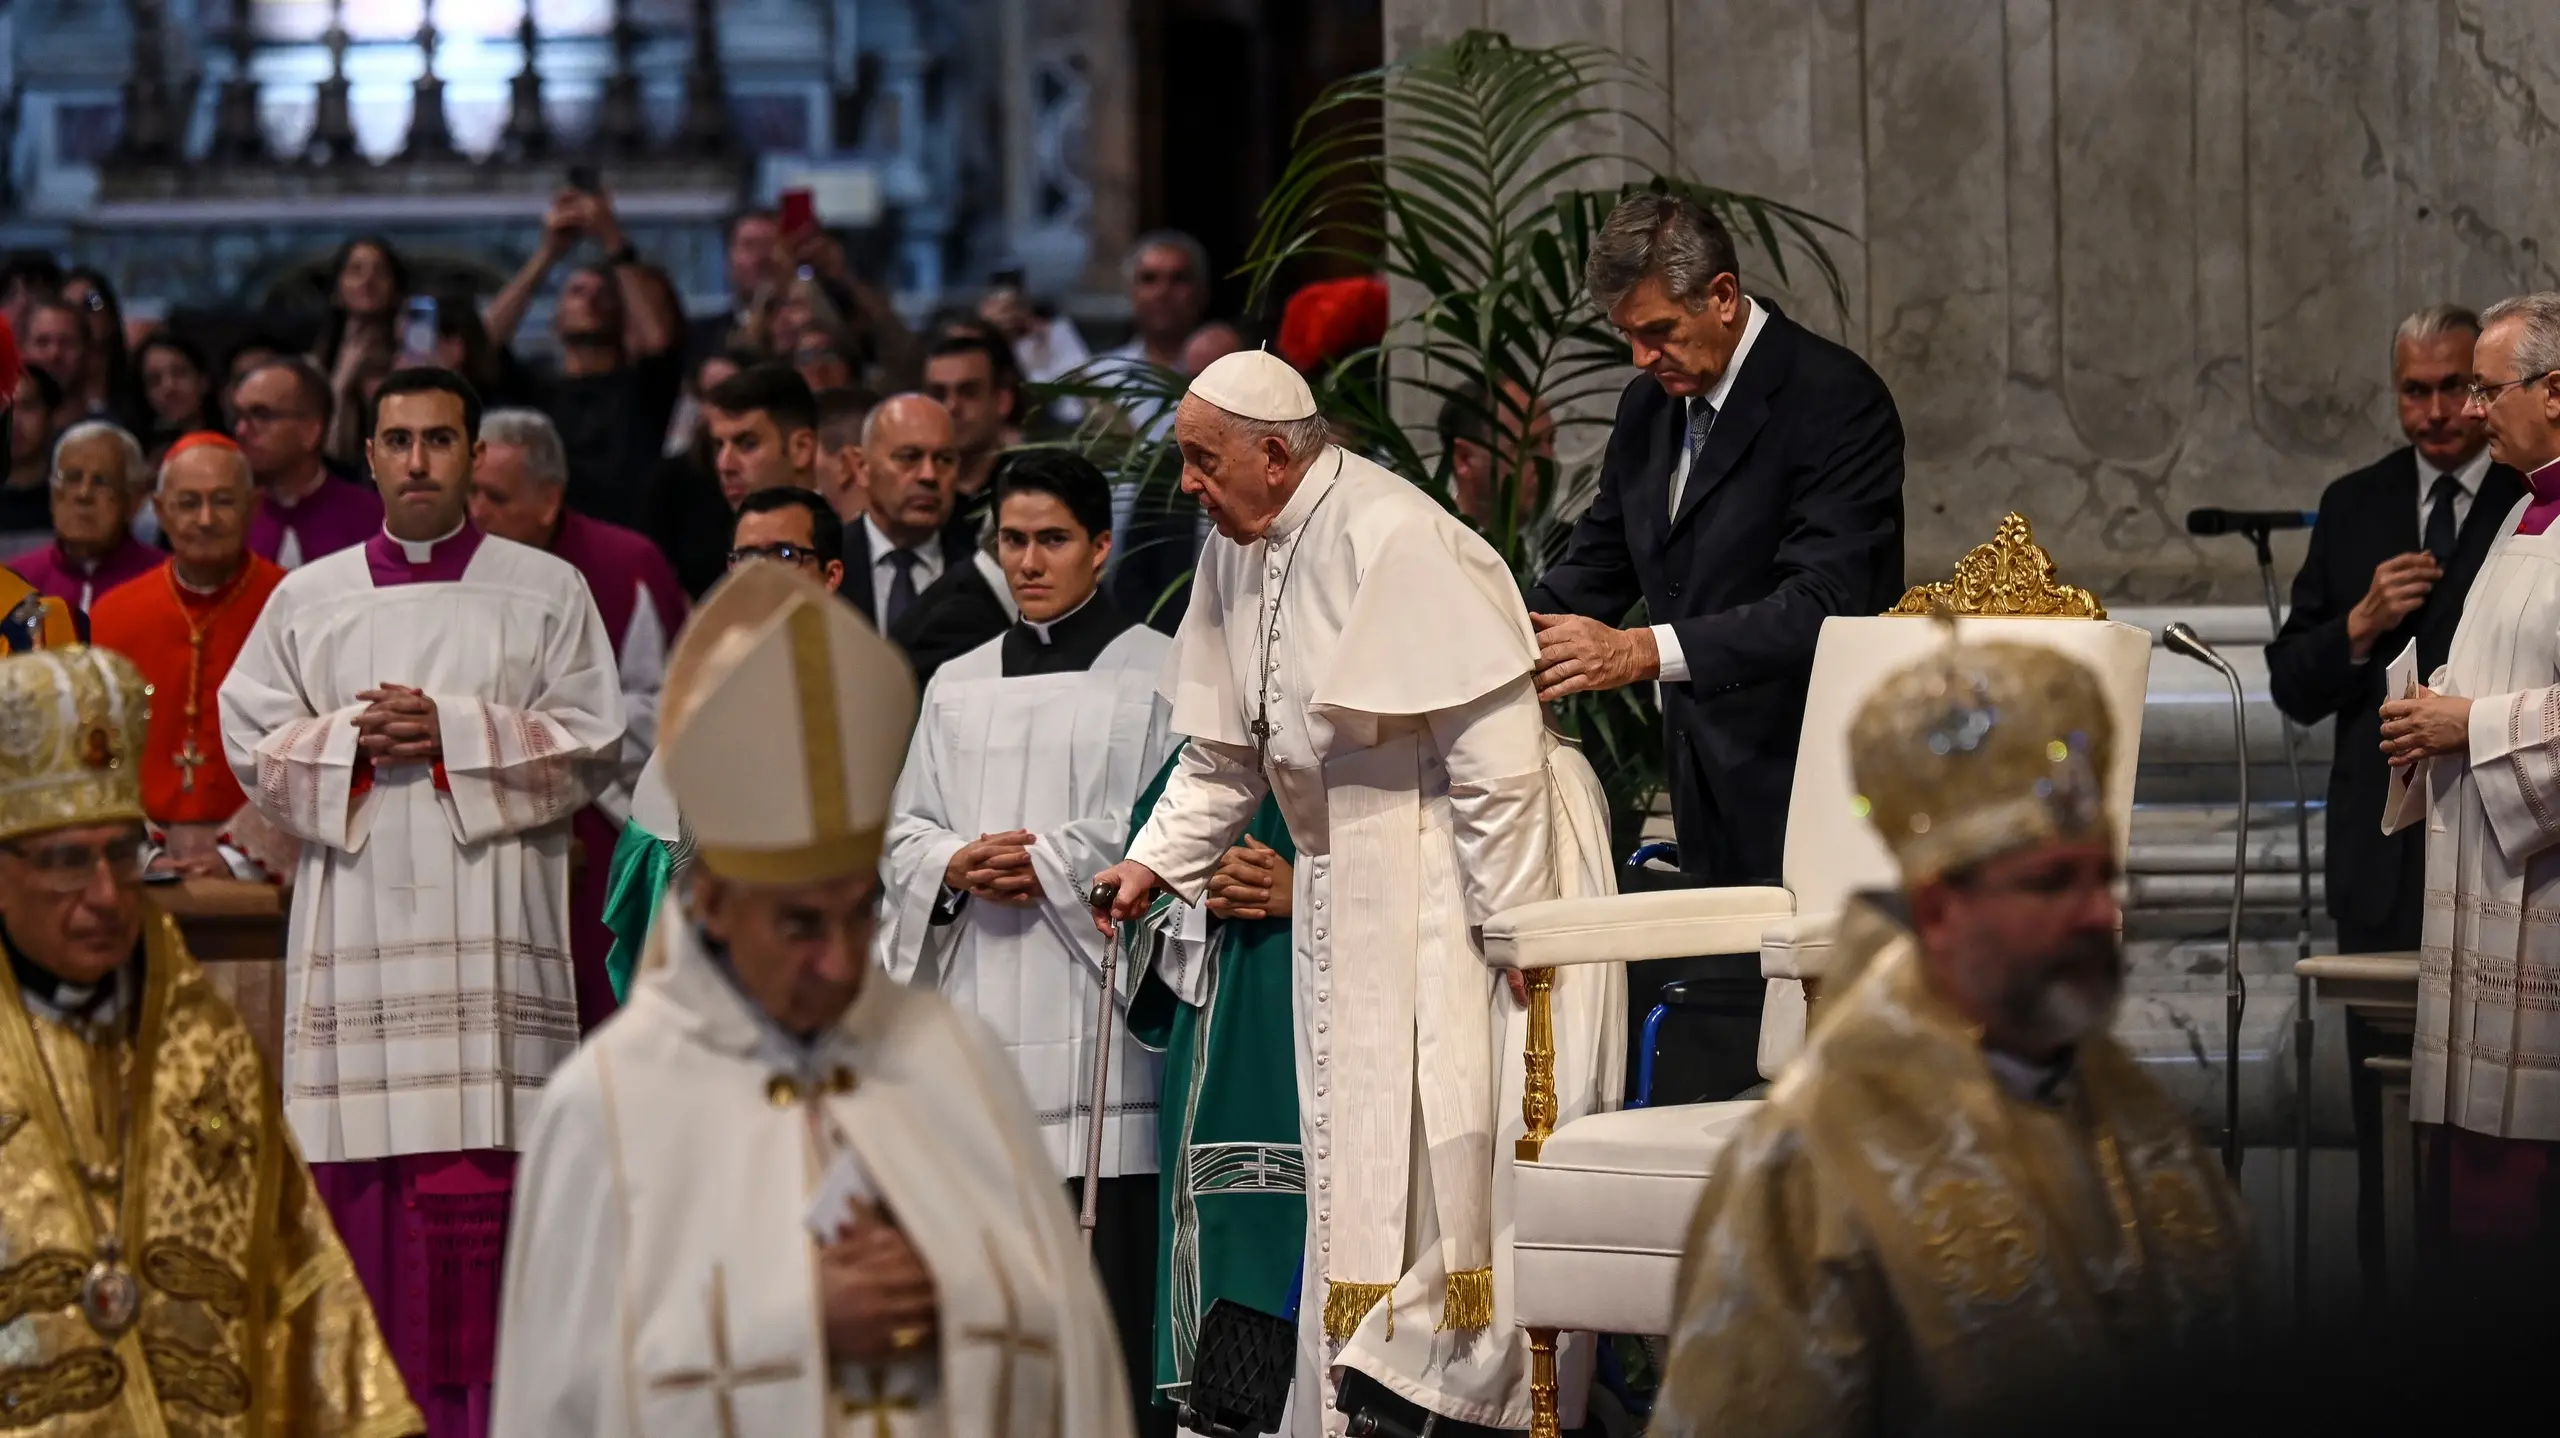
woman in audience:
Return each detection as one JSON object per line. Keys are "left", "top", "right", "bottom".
{"left": 308, "top": 235, "right": 410, "bottom": 467}
{"left": 60, "top": 267, "right": 139, "bottom": 425}
{"left": 133, "top": 331, "right": 220, "bottom": 459}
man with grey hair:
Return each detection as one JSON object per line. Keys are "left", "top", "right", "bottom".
{"left": 7, "top": 418, "right": 159, "bottom": 610}
{"left": 2377, "top": 290, "right": 2560, "bottom": 1272}
{"left": 1529, "top": 190, "right": 1904, "bottom": 888}
{"left": 2269, "top": 303, "right": 2523, "bottom": 957}
{"left": 1094, "top": 350, "right": 1625, "bottom": 1437}
{"left": 469, "top": 406, "right": 687, "bottom": 1027}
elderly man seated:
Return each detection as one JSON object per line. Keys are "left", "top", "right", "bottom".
{"left": 7, "top": 420, "right": 160, "bottom": 612}
{"left": 0, "top": 644, "right": 422, "bottom": 1434}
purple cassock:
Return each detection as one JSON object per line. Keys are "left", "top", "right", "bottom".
{"left": 9, "top": 533, "right": 163, "bottom": 611}
{"left": 547, "top": 508, "right": 689, "bottom": 1032}
{"left": 315, "top": 518, "right": 505, "bottom": 1438}
{"left": 250, "top": 475, "right": 386, "bottom": 570}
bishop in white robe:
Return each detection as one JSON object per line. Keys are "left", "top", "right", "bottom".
{"left": 1096, "top": 352, "right": 1598, "bottom": 1436}
{"left": 217, "top": 368, "right": 627, "bottom": 1436}
{"left": 494, "top": 561, "right": 1134, "bottom": 1438}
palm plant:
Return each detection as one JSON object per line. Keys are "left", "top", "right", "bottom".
{"left": 1054, "top": 29, "right": 1849, "bottom": 849}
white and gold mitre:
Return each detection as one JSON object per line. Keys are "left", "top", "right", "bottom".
{"left": 1848, "top": 636, "right": 2115, "bottom": 884}
{"left": 658, "top": 564, "right": 916, "bottom": 885}
{"left": 0, "top": 645, "right": 150, "bottom": 844}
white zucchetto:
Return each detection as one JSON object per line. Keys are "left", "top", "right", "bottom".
{"left": 1186, "top": 347, "right": 1318, "bottom": 422}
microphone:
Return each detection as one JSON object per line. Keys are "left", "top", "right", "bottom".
{"left": 2161, "top": 619, "right": 2248, "bottom": 1180}
{"left": 2160, "top": 620, "right": 2235, "bottom": 675}
{"left": 2185, "top": 507, "right": 2316, "bottom": 536}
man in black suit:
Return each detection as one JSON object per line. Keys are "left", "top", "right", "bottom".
{"left": 844, "top": 392, "right": 978, "bottom": 637}
{"left": 2267, "top": 304, "right": 2525, "bottom": 953}
{"left": 1529, "top": 193, "right": 1906, "bottom": 885}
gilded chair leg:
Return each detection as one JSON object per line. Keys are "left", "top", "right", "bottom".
{"left": 1528, "top": 1326, "right": 1560, "bottom": 1438}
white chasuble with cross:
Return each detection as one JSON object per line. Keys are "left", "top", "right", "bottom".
{"left": 491, "top": 908, "right": 1135, "bottom": 1438}
{"left": 1125, "top": 449, "right": 1589, "bottom": 1434}
{"left": 216, "top": 534, "right": 626, "bottom": 1160}
{"left": 2407, "top": 501, "right": 2560, "bottom": 1141}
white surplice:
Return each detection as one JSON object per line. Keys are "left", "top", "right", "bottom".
{"left": 878, "top": 624, "right": 1175, "bottom": 1179}
{"left": 491, "top": 907, "right": 1136, "bottom": 1438}
{"left": 217, "top": 534, "right": 626, "bottom": 1161}
{"left": 599, "top": 583, "right": 670, "bottom": 825}
{"left": 2408, "top": 495, "right": 2560, "bottom": 1140}
{"left": 1123, "top": 447, "right": 1596, "bottom": 1433}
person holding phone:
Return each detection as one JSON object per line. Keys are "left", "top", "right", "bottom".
{"left": 483, "top": 180, "right": 684, "bottom": 531}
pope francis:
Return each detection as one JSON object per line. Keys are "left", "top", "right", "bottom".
{"left": 489, "top": 563, "right": 1134, "bottom": 1438}
{"left": 0, "top": 644, "right": 420, "bottom": 1435}
{"left": 1093, "top": 350, "right": 1596, "bottom": 1436}
{"left": 1652, "top": 635, "right": 2250, "bottom": 1436}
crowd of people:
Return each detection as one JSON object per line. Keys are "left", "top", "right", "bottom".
{"left": 2, "top": 176, "right": 2558, "bottom": 1438}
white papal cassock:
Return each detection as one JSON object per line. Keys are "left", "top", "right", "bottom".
{"left": 490, "top": 907, "right": 1136, "bottom": 1438}
{"left": 878, "top": 619, "right": 1175, "bottom": 1178}
{"left": 1125, "top": 447, "right": 1617, "bottom": 1434}
{"left": 2409, "top": 495, "right": 2560, "bottom": 1140}
{"left": 218, "top": 530, "right": 626, "bottom": 1161}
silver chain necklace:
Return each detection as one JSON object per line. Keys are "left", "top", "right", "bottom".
{"left": 1249, "top": 452, "right": 1344, "bottom": 766}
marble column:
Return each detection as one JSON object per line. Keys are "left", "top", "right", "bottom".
{"left": 1382, "top": 0, "right": 2560, "bottom": 602}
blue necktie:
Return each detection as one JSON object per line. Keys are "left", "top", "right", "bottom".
{"left": 2423, "top": 473, "right": 2460, "bottom": 567}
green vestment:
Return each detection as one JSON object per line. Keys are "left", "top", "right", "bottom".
{"left": 601, "top": 818, "right": 677, "bottom": 1001}
{"left": 1123, "top": 749, "right": 1306, "bottom": 1409}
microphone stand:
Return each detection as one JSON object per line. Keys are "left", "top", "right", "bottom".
{"left": 2163, "top": 622, "right": 2248, "bottom": 1182}
{"left": 2235, "top": 518, "right": 2319, "bottom": 1324}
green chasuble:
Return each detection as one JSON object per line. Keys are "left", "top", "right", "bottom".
{"left": 1123, "top": 749, "right": 1306, "bottom": 1408}
{"left": 601, "top": 818, "right": 677, "bottom": 1001}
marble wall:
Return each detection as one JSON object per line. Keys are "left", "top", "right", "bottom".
{"left": 1387, "top": 0, "right": 2560, "bottom": 602}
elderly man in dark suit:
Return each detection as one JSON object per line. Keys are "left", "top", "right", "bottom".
{"left": 2268, "top": 304, "right": 2526, "bottom": 953}
{"left": 1530, "top": 193, "right": 1906, "bottom": 885}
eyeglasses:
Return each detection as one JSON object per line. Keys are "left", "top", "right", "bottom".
{"left": 1, "top": 832, "right": 147, "bottom": 894}
{"left": 728, "top": 542, "right": 823, "bottom": 567}
{"left": 2466, "top": 371, "right": 2554, "bottom": 407}
{"left": 48, "top": 473, "right": 122, "bottom": 498}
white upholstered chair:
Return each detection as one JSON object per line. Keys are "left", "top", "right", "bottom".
{"left": 1483, "top": 520, "right": 2152, "bottom": 1435}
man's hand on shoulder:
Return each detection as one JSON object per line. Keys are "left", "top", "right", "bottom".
{"left": 1531, "top": 613, "right": 1659, "bottom": 701}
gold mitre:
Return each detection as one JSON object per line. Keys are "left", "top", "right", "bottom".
{"left": 0, "top": 646, "right": 151, "bottom": 844}
{"left": 1848, "top": 636, "right": 2115, "bottom": 884}
{"left": 659, "top": 564, "right": 916, "bottom": 885}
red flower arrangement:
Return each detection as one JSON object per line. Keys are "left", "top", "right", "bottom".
{"left": 1277, "top": 275, "right": 1388, "bottom": 374}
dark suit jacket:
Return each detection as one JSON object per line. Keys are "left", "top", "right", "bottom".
{"left": 842, "top": 517, "right": 983, "bottom": 634}
{"left": 894, "top": 556, "right": 1013, "bottom": 687}
{"left": 1530, "top": 302, "right": 1905, "bottom": 884}
{"left": 2265, "top": 448, "right": 2525, "bottom": 948}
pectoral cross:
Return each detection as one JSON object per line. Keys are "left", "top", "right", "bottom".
{"left": 646, "top": 1265, "right": 804, "bottom": 1438}
{"left": 174, "top": 739, "right": 207, "bottom": 794}
{"left": 960, "top": 1233, "right": 1057, "bottom": 1438}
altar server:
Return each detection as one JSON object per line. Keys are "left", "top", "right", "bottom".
{"left": 218, "top": 366, "right": 626, "bottom": 1435}
{"left": 492, "top": 563, "right": 1135, "bottom": 1438}
{"left": 1092, "top": 349, "right": 1591, "bottom": 1436}
{"left": 1654, "top": 635, "right": 2247, "bottom": 1435}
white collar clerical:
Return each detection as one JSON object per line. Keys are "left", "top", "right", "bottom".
{"left": 1023, "top": 590, "right": 1096, "bottom": 644}
{"left": 1263, "top": 447, "right": 1344, "bottom": 544}
{"left": 389, "top": 518, "right": 467, "bottom": 564}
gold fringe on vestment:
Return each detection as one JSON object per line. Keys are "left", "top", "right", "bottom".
{"left": 1324, "top": 1280, "right": 1397, "bottom": 1341}
{"left": 1439, "top": 1265, "right": 1494, "bottom": 1332}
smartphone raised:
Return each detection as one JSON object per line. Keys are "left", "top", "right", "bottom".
{"left": 400, "top": 295, "right": 440, "bottom": 365}
{"left": 778, "top": 187, "right": 817, "bottom": 236}
{"left": 565, "top": 163, "right": 601, "bottom": 194}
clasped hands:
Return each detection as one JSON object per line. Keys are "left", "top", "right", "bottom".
{"left": 944, "top": 831, "right": 1041, "bottom": 908}
{"left": 818, "top": 1205, "right": 938, "bottom": 1364}
{"left": 2379, "top": 685, "right": 2471, "bottom": 768}
{"left": 352, "top": 684, "right": 441, "bottom": 763}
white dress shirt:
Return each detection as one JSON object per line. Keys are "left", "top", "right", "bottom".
{"left": 2417, "top": 445, "right": 2494, "bottom": 539}
{"left": 861, "top": 512, "right": 947, "bottom": 623}
{"left": 1651, "top": 297, "right": 1768, "bottom": 685}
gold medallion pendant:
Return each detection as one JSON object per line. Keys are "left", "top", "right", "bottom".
{"left": 80, "top": 1241, "right": 140, "bottom": 1338}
